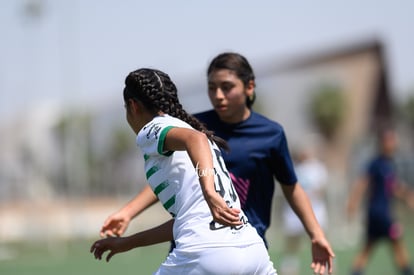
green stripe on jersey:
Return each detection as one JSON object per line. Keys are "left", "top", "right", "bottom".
{"left": 163, "top": 195, "right": 176, "bottom": 210}
{"left": 143, "top": 154, "right": 150, "bottom": 161}
{"left": 158, "top": 126, "right": 175, "bottom": 156}
{"left": 154, "top": 180, "right": 169, "bottom": 195}
{"left": 146, "top": 166, "right": 159, "bottom": 179}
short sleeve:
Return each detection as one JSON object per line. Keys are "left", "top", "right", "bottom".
{"left": 137, "top": 120, "right": 175, "bottom": 157}
{"left": 271, "top": 130, "right": 298, "bottom": 185}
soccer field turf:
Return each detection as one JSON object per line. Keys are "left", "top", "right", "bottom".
{"left": 1, "top": 212, "right": 413, "bottom": 275}
{"left": 1, "top": 234, "right": 413, "bottom": 275}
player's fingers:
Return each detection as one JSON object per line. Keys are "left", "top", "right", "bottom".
{"left": 106, "top": 251, "right": 115, "bottom": 262}
{"left": 100, "top": 221, "right": 115, "bottom": 236}
{"left": 102, "top": 217, "right": 113, "bottom": 228}
{"left": 93, "top": 248, "right": 103, "bottom": 260}
{"left": 312, "top": 262, "right": 321, "bottom": 274}
{"left": 100, "top": 229, "right": 110, "bottom": 237}
{"left": 229, "top": 207, "right": 240, "bottom": 214}
{"left": 328, "top": 256, "right": 334, "bottom": 274}
{"left": 318, "top": 263, "right": 326, "bottom": 275}
{"left": 328, "top": 247, "right": 336, "bottom": 258}
{"left": 223, "top": 213, "right": 241, "bottom": 223}
{"left": 100, "top": 229, "right": 115, "bottom": 238}
{"left": 223, "top": 208, "right": 241, "bottom": 220}
{"left": 218, "top": 213, "right": 241, "bottom": 226}
{"left": 116, "top": 224, "right": 125, "bottom": 236}
{"left": 90, "top": 241, "right": 100, "bottom": 253}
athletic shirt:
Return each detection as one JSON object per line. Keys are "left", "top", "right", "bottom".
{"left": 137, "top": 114, "right": 263, "bottom": 250}
{"left": 195, "top": 110, "right": 297, "bottom": 243}
{"left": 365, "top": 155, "right": 398, "bottom": 221}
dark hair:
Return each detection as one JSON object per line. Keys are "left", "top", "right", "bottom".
{"left": 207, "top": 52, "right": 256, "bottom": 108}
{"left": 123, "top": 68, "right": 228, "bottom": 151}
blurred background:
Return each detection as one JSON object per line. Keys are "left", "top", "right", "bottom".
{"left": 1, "top": 0, "right": 414, "bottom": 274}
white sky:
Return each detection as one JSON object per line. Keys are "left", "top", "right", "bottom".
{"left": 1, "top": 0, "right": 414, "bottom": 122}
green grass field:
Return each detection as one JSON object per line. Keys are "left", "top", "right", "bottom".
{"left": 1, "top": 211, "right": 413, "bottom": 275}
{"left": 1, "top": 234, "right": 413, "bottom": 275}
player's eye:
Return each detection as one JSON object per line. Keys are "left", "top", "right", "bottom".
{"left": 208, "top": 85, "right": 217, "bottom": 93}
{"left": 220, "top": 83, "right": 233, "bottom": 93}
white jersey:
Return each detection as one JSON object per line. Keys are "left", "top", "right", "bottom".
{"left": 137, "top": 115, "right": 263, "bottom": 251}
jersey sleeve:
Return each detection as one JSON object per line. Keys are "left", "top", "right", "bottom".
{"left": 365, "top": 159, "right": 376, "bottom": 179}
{"left": 271, "top": 130, "right": 298, "bottom": 185}
{"left": 137, "top": 120, "right": 175, "bottom": 157}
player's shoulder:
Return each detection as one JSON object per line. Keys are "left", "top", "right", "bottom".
{"left": 159, "top": 114, "right": 191, "bottom": 127}
{"left": 140, "top": 115, "right": 190, "bottom": 138}
{"left": 194, "top": 109, "right": 218, "bottom": 121}
{"left": 249, "top": 111, "right": 285, "bottom": 133}
{"left": 366, "top": 155, "right": 385, "bottom": 172}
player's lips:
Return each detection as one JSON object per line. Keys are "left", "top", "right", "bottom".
{"left": 215, "top": 104, "right": 227, "bottom": 111}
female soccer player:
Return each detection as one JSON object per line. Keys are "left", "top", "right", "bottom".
{"left": 100, "top": 53, "right": 335, "bottom": 274}
{"left": 90, "top": 68, "right": 276, "bottom": 274}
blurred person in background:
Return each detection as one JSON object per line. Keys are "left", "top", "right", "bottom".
{"left": 347, "top": 128, "right": 414, "bottom": 275}
{"left": 91, "top": 68, "right": 277, "bottom": 274}
{"left": 100, "top": 52, "right": 335, "bottom": 274}
{"left": 280, "top": 144, "right": 329, "bottom": 275}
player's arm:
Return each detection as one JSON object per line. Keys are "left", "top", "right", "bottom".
{"left": 281, "top": 183, "right": 335, "bottom": 275}
{"left": 163, "top": 127, "right": 242, "bottom": 226}
{"left": 394, "top": 180, "right": 414, "bottom": 210}
{"left": 91, "top": 219, "right": 174, "bottom": 262}
{"left": 346, "top": 175, "right": 369, "bottom": 219}
{"left": 100, "top": 184, "right": 158, "bottom": 237}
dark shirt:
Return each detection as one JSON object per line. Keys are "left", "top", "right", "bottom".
{"left": 195, "top": 110, "right": 297, "bottom": 243}
{"left": 366, "top": 155, "right": 397, "bottom": 222}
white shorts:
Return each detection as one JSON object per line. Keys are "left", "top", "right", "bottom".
{"left": 154, "top": 242, "right": 277, "bottom": 275}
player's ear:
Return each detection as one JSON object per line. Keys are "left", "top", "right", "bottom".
{"left": 245, "top": 80, "right": 255, "bottom": 98}
{"left": 131, "top": 99, "right": 153, "bottom": 117}
{"left": 128, "top": 99, "right": 140, "bottom": 113}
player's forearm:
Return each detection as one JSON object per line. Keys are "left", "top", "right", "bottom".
{"left": 126, "top": 219, "right": 174, "bottom": 248}
{"left": 186, "top": 134, "right": 216, "bottom": 195}
{"left": 164, "top": 128, "right": 217, "bottom": 195}
{"left": 347, "top": 177, "right": 368, "bottom": 214}
{"left": 121, "top": 184, "right": 158, "bottom": 219}
{"left": 282, "top": 183, "right": 325, "bottom": 240}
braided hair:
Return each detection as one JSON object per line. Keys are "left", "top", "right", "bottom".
{"left": 123, "top": 68, "right": 228, "bottom": 151}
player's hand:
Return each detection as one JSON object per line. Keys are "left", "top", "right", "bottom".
{"left": 100, "top": 212, "right": 131, "bottom": 237}
{"left": 310, "top": 235, "right": 335, "bottom": 274}
{"left": 204, "top": 191, "right": 242, "bottom": 226}
{"left": 407, "top": 192, "right": 414, "bottom": 210}
{"left": 90, "top": 236, "right": 130, "bottom": 262}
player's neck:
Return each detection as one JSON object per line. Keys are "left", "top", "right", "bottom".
{"left": 219, "top": 108, "right": 251, "bottom": 124}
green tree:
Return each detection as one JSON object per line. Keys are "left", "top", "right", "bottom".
{"left": 309, "top": 84, "right": 346, "bottom": 140}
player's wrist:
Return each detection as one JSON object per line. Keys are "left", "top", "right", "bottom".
{"left": 120, "top": 206, "right": 136, "bottom": 221}
{"left": 309, "top": 228, "right": 326, "bottom": 241}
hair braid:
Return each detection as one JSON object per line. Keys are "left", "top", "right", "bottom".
{"left": 123, "top": 68, "right": 229, "bottom": 151}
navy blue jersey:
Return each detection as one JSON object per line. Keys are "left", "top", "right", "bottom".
{"left": 365, "top": 155, "right": 397, "bottom": 224}
{"left": 195, "top": 110, "right": 297, "bottom": 242}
